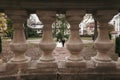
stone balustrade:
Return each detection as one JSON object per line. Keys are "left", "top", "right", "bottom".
{"left": 0, "top": 9, "right": 119, "bottom": 80}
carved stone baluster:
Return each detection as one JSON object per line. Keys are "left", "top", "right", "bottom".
{"left": 92, "top": 10, "right": 118, "bottom": 68}
{"left": 36, "top": 11, "right": 57, "bottom": 68}
{"left": 66, "top": 10, "right": 86, "bottom": 68}
{"left": 5, "top": 10, "right": 31, "bottom": 63}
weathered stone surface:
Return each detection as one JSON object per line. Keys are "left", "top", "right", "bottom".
{"left": 36, "top": 11, "right": 56, "bottom": 63}
{"left": 1, "top": 71, "right": 120, "bottom": 80}
{"left": 65, "top": 10, "right": 85, "bottom": 68}
{"left": 5, "top": 10, "right": 31, "bottom": 63}
{"left": 65, "top": 60, "right": 86, "bottom": 68}
{"left": 0, "top": 60, "right": 120, "bottom": 80}
{"left": 0, "top": 0, "right": 120, "bottom": 10}
{"left": 0, "top": 63, "right": 6, "bottom": 72}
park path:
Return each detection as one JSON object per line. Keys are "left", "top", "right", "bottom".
{"left": 27, "top": 39, "right": 93, "bottom": 47}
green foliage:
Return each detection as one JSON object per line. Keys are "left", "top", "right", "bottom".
{"left": 115, "top": 36, "right": 120, "bottom": 57}
{"left": 0, "top": 36, "right": 2, "bottom": 53}
{"left": 0, "top": 13, "right": 7, "bottom": 31}
{"left": 64, "top": 34, "right": 69, "bottom": 39}
{"left": 54, "top": 14, "right": 69, "bottom": 41}
{"left": 24, "top": 26, "right": 39, "bottom": 39}
{"left": 56, "top": 31, "right": 62, "bottom": 41}
{"left": 4, "top": 19, "right": 13, "bottom": 39}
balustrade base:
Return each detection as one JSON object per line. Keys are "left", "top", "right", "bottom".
{"left": 0, "top": 59, "right": 6, "bottom": 72}
{"left": 92, "top": 57, "right": 116, "bottom": 70}
{"left": 0, "top": 63, "right": 6, "bottom": 72}
{"left": 65, "top": 60, "right": 86, "bottom": 68}
{"left": 37, "top": 60, "right": 57, "bottom": 73}
{"left": 6, "top": 58, "right": 31, "bottom": 74}
{"left": 37, "top": 60, "right": 57, "bottom": 68}
{"left": 116, "top": 58, "right": 120, "bottom": 69}
{"left": 9, "top": 56, "right": 31, "bottom": 63}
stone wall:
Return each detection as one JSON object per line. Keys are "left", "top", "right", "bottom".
{"left": 0, "top": 61, "right": 120, "bottom": 80}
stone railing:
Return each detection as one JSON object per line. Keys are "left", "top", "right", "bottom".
{"left": 0, "top": 10, "right": 120, "bottom": 80}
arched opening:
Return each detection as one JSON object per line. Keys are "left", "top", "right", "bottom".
{"left": 52, "top": 14, "right": 70, "bottom": 47}
{"left": 27, "top": 14, "right": 43, "bottom": 39}
{"left": 109, "top": 13, "right": 120, "bottom": 58}
{"left": 80, "top": 14, "right": 95, "bottom": 42}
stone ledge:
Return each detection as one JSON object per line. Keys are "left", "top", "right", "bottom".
{"left": 65, "top": 60, "right": 86, "bottom": 68}
{"left": 0, "top": 60, "right": 120, "bottom": 80}
{"left": 1, "top": 72, "right": 120, "bottom": 80}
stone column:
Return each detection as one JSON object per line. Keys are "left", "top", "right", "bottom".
{"left": 65, "top": 10, "right": 86, "bottom": 68}
{"left": 5, "top": 10, "right": 31, "bottom": 63}
{"left": 92, "top": 10, "right": 118, "bottom": 68}
{"left": 36, "top": 11, "right": 57, "bottom": 68}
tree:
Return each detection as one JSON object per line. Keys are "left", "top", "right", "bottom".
{"left": 0, "top": 13, "right": 7, "bottom": 35}
{"left": 0, "top": 13, "right": 7, "bottom": 53}
{"left": 0, "top": 13, "right": 14, "bottom": 39}
{"left": 24, "top": 22, "right": 40, "bottom": 39}
{"left": 53, "top": 14, "right": 69, "bottom": 42}
{"left": 52, "top": 14, "right": 70, "bottom": 47}
{"left": 4, "top": 19, "right": 13, "bottom": 39}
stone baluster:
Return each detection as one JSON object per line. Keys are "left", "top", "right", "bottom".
{"left": 36, "top": 11, "right": 57, "bottom": 68}
{"left": 92, "top": 10, "right": 118, "bottom": 68}
{"left": 65, "top": 10, "right": 86, "bottom": 68}
{"left": 5, "top": 10, "right": 30, "bottom": 63}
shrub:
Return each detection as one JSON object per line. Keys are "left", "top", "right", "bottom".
{"left": 115, "top": 36, "right": 120, "bottom": 57}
